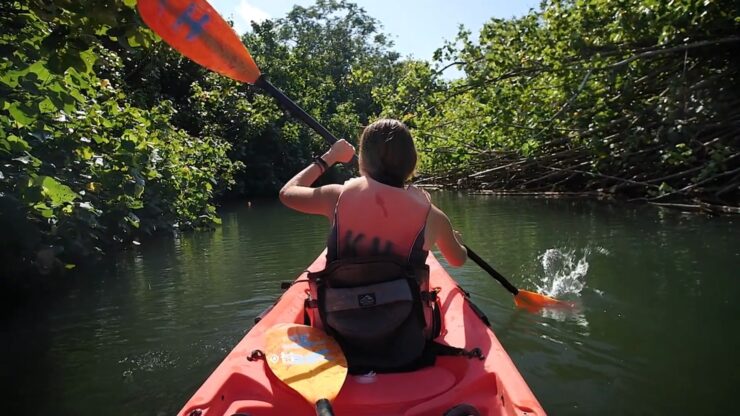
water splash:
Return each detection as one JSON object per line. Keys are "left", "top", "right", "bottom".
{"left": 534, "top": 247, "right": 594, "bottom": 298}
{"left": 522, "top": 246, "right": 608, "bottom": 327}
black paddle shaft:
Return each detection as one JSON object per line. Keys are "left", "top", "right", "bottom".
{"left": 255, "top": 75, "right": 338, "bottom": 144}
{"left": 465, "top": 245, "right": 520, "bottom": 296}
{"left": 254, "top": 75, "right": 358, "bottom": 165}
{"left": 315, "top": 399, "right": 335, "bottom": 416}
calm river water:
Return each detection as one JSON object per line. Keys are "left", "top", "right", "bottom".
{"left": 1, "top": 192, "right": 738, "bottom": 415}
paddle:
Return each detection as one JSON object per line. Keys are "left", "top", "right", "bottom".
{"left": 265, "top": 323, "right": 348, "bottom": 416}
{"left": 464, "top": 245, "right": 572, "bottom": 310}
{"left": 137, "top": 0, "right": 346, "bottom": 150}
{"left": 137, "top": 0, "right": 568, "bottom": 311}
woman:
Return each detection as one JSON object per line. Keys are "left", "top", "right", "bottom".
{"left": 279, "top": 119, "right": 468, "bottom": 373}
{"left": 279, "top": 118, "right": 467, "bottom": 267}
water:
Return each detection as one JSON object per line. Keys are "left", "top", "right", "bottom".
{"left": 1, "top": 193, "right": 738, "bottom": 415}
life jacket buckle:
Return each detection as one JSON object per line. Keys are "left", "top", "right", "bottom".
{"left": 304, "top": 292, "right": 318, "bottom": 309}
{"left": 421, "top": 288, "right": 440, "bottom": 303}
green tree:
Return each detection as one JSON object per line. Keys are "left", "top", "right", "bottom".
{"left": 181, "top": 0, "right": 406, "bottom": 194}
{"left": 1, "top": 0, "right": 239, "bottom": 287}
{"left": 415, "top": 0, "right": 739, "bottom": 206}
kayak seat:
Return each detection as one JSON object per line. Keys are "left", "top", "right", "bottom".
{"left": 336, "top": 366, "right": 456, "bottom": 407}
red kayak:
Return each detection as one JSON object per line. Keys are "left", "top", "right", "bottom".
{"left": 179, "top": 252, "right": 546, "bottom": 415}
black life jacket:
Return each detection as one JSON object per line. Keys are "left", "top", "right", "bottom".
{"left": 305, "top": 177, "right": 441, "bottom": 373}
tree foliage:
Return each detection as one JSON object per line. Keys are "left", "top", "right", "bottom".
{"left": 1, "top": 0, "right": 407, "bottom": 286}
{"left": 412, "top": 0, "right": 739, "bottom": 208}
{"left": 211, "top": 0, "right": 405, "bottom": 193}
{"left": 1, "top": 0, "right": 240, "bottom": 283}
{"left": 2, "top": 0, "right": 739, "bottom": 292}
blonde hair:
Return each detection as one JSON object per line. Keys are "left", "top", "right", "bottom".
{"left": 358, "top": 119, "right": 417, "bottom": 187}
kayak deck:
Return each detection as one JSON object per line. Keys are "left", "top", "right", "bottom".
{"left": 179, "top": 253, "right": 545, "bottom": 416}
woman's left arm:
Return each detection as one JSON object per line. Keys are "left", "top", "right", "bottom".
{"left": 279, "top": 139, "right": 355, "bottom": 220}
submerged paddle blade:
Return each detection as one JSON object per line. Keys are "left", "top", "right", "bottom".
{"left": 265, "top": 324, "right": 347, "bottom": 406}
{"left": 138, "top": 0, "right": 261, "bottom": 83}
{"left": 514, "top": 289, "right": 574, "bottom": 310}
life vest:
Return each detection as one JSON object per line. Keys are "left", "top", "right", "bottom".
{"left": 306, "top": 176, "right": 442, "bottom": 373}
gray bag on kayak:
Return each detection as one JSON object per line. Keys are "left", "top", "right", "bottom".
{"left": 307, "top": 257, "right": 440, "bottom": 373}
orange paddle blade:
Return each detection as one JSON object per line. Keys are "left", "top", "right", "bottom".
{"left": 265, "top": 324, "right": 347, "bottom": 405}
{"left": 137, "top": 0, "right": 261, "bottom": 83}
{"left": 514, "top": 289, "right": 574, "bottom": 310}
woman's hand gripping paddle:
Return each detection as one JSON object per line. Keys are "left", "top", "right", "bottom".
{"left": 265, "top": 323, "right": 347, "bottom": 416}
{"left": 138, "top": 0, "right": 354, "bottom": 159}
{"left": 465, "top": 245, "right": 574, "bottom": 311}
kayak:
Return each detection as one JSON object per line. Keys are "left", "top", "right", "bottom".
{"left": 178, "top": 252, "right": 546, "bottom": 416}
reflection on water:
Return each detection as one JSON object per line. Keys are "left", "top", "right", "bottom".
{"left": 1, "top": 194, "right": 739, "bottom": 415}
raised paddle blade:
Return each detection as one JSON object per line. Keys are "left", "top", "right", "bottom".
{"left": 265, "top": 324, "right": 347, "bottom": 409}
{"left": 514, "top": 289, "right": 574, "bottom": 310}
{"left": 137, "top": 0, "right": 261, "bottom": 83}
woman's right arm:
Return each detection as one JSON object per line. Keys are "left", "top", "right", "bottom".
{"left": 429, "top": 205, "right": 467, "bottom": 267}
{"left": 279, "top": 139, "right": 355, "bottom": 220}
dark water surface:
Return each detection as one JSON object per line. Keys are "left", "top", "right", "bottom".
{"left": 2, "top": 193, "right": 738, "bottom": 415}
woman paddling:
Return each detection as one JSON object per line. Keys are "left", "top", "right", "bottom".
{"left": 279, "top": 118, "right": 468, "bottom": 373}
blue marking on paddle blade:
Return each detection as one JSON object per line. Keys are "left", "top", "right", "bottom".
{"left": 281, "top": 349, "right": 331, "bottom": 365}
{"left": 173, "top": 2, "right": 211, "bottom": 41}
{"left": 289, "top": 333, "right": 322, "bottom": 349}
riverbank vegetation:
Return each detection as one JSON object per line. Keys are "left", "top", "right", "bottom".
{"left": 406, "top": 0, "right": 739, "bottom": 214}
{"left": 2, "top": 0, "right": 738, "bottom": 291}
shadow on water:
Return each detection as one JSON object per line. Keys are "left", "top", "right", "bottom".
{"left": 2, "top": 194, "right": 739, "bottom": 415}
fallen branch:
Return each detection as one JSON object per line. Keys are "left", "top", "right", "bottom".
{"left": 607, "top": 36, "right": 740, "bottom": 70}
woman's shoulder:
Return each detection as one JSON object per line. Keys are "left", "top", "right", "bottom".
{"left": 406, "top": 185, "right": 432, "bottom": 203}
{"left": 344, "top": 176, "right": 364, "bottom": 186}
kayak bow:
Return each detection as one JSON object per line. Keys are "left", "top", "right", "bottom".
{"left": 179, "top": 252, "right": 546, "bottom": 416}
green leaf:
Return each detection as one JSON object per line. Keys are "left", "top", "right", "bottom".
{"left": 126, "top": 212, "right": 140, "bottom": 228}
{"left": 127, "top": 199, "right": 144, "bottom": 209}
{"left": 79, "top": 146, "right": 94, "bottom": 160}
{"left": 3, "top": 134, "right": 31, "bottom": 153}
{"left": 78, "top": 49, "right": 97, "bottom": 74}
{"left": 7, "top": 102, "right": 36, "bottom": 126}
{"left": 28, "top": 61, "right": 50, "bottom": 80}
{"left": 32, "top": 202, "right": 54, "bottom": 218}
{"left": 38, "top": 97, "right": 58, "bottom": 113}
{"left": 35, "top": 176, "right": 79, "bottom": 207}
{"left": 126, "top": 34, "right": 141, "bottom": 48}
